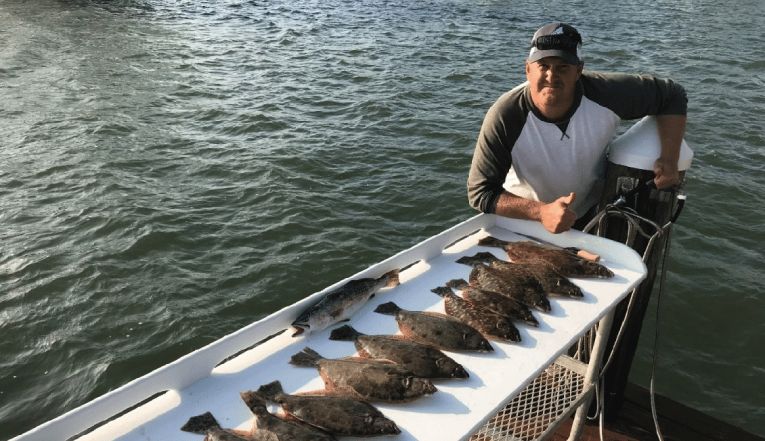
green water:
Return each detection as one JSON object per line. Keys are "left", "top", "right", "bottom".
{"left": 1, "top": 0, "right": 763, "bottom": 438}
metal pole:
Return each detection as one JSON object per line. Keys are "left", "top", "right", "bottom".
{"left": 566, "top": 310, "right": 616, "bottom": 441}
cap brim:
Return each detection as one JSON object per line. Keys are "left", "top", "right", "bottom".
{"left": 527, "top": 49, "right": 580, "bottom": 65}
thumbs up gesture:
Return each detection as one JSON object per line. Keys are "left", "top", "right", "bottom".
{"left": 540, "top": 192, "right": 577, "bottom": 234}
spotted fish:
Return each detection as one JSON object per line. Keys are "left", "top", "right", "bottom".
{"left": 291, "top": 269, "right": 400, "bottom": 336}
{"left": 468, "top": 264, "right": 552, "bottom": 312}
{"left": 243, "top": 381, "right": 400, "bottom": 437}
{"left": 431, "top": 285, "right": 521, "bottom": 342}
{"left": 478, "top": 236, "right": 613, "bottom": 278}
{"left": 446, "top": 279, "right": 539, "bottom": 327}
{"left": 289, "top": 347, "right": 437, "bottom": 402}
{"left": 181, "top": 411, "right": 277, "bottom": 441}
{"left": 373, "top": 301, "right": 493, "bottom": 352}
{"left": 329, "top": 324, "right": 469, "bottom": 378}
{"left": 240, "top": 391, "right": 337, "bottom": 440}
{"left": 458, "top": 252, "right": 583, "bottom": 298}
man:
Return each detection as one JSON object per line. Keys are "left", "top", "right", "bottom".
{"left": 467, "top": 22, "right": 687, "bottom": 233}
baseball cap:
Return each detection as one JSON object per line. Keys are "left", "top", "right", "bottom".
{"left": 527, "top": 22, "right": 583, "bottom": 65}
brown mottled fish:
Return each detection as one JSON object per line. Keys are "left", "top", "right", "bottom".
{"left": 243, "top": 381, "right": 400, "bottom": 437}
{"left": 181, "top": 411, "right": 276, "bottom": 441}
{"left": 446, "top": 279, "right": 539, "bottom": 327}
{"left": 431, "top": 285, "right": 521, "bottom": 342}
{"left": 240, "top": 391, "right": 337, "bottom": 441}
{"left": 291, "top": 269, "right": 400, "bottom": 336}
{"left": 289, "top": 347, "right": 437, "bottom": 402}
{"left": 478, "top": 236, "right": 613, "bottom": 278}
{"left": 458, "top": 252, "right": 584, "bottom": 298}
{"left": 468, "top": 264, "right": 552, "bottom": 312}
{"left": 329, "top": 325, "right": 469, "bottom": 378}
{"left": 373, "top": 301, "right": 494, "bottom": 352}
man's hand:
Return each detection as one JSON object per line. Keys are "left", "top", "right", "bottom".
{"left": 653, "top": 157, "right": 680, "bottom": 189}
{"left": 540, "top": 192, "right": 577, "bottom": 233}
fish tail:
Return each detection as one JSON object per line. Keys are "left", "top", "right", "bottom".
{"left": 456, "top": 252, "right": 500, "bottom": 267}
{"left": 256, "top": 380, "right": 284, "bottom": 401}
{"left": 289, "top": 347, "right": 324, "bottom": 367}
{"left": 240, "top": 390, "right": 268, "bottom": 413}
{"left": 382, "top": 269, "right": 400, "bottom": 288}
{"left": 329, "top": 324, "right": 362, "bottom": 341}
{"left": 445, "top": 278, "right": 469, "bottom": 289}
{"left": 181, "top": 411, "right": 220, "bottom": 434}
{"left": 373, "top": 301, "right": 401, "bottom": 316}
{"left": 477, "top": 236, "right": 510, "bottom": 248}
{"left": 430, "top": 286, "right": 454, "bottom": 298}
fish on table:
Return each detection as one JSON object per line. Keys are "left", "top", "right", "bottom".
{"left": 289, "top": 347, "right": 437, "bottom": 402}
{"left": 329, "top": 324, "right": 469, "bottom": 378}
{"left": 478, "top": 236, "right": 614, "bottom": 279}
{"left": 240, "top": 391, "right": 337, "bottom": 441}
{"left": 291, "top": 269, "right": 400, "bottom": 336}
{"left": 467, "top": 264, "right": 552, "bottom": 312}
{"left": 180, "top": 411, "right": 276, "bottom": 441}
{"left": 242, "top": 380, "right": 400, "bottom": 437}
{"left": 373, "top": 301, "right": 494, "bottom": 352}
{"left": 446, "top": 279, "right": 539, "bottom": 327}
{"left": 457, "top": 252, "right": 584, "bottom": 298}
{"left": 430, "top": 285, "right": 521, "bottom": 342}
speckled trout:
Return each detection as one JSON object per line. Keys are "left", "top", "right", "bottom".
{"left": 291, "top": 269, "right": 399, "bottom": 336}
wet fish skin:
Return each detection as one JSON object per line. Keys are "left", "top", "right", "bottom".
{"left": 240, "top": 391, "right": 337, "bottom": 441}
{"left": 469, "top": 264, "right": 552, "bottom": 312}
{"left": 478, "top": 236, "right": 613, "bottom": 278}
{"left": 446, "top": 279, "right": 539, "bottom": 327}
{"left": 245, "top": 381, "right": 400, "bottom": 437}
{"left": 329, "top": 324, "right": 469, "bottom": 378}
{"left": 373, "top": 301, "right": 494, "bottom": 352}
{"left": 458, "top": 252, "right": 583, "bottom": 298}
{"left": 431, "top": 286, "right": 521, "bottom": 342}
{"left": 181, "top": 412, "right": 275, "bottom": 441}
{"left": 289, "top": 347, "right": 437, "bottom": 402}
{"left": 291, "top": 269, "right": 400, "bottom": 336}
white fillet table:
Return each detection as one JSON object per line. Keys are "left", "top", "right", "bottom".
{"left": 12, "top": 214, "right": 646, "bottom": 441}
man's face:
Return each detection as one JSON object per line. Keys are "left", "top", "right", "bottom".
{"left": 525, "top": 57, "right": 583, "bottom": 110}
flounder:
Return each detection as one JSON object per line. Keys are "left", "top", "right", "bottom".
{"left": 329, "top": 324, "right": 469, "bottom": 378}
{"left": 478, "top": 236, "right": 613, "bottom": 278}
{"left": 181, "top": 411, "right": 277, "bottom": 441}
{"left": 431, "top": 285, "right": 521, "bottom": 342}
{"left": 468, "top": 264, "right": 552, "bottom": 312}
{"left": 243, "top": 381, "right": 400, "bottom": 437}
{"left": 291, "top": 269, "right": 400, "bottom": 336}
{"left": 458, "top": 252, "right": 583, "bottom": 298}
{"left": 240, "top": 392, "right": 337, "bottom": 440}
{"left": 373, "top": 301, "right": 493, "bottom": 352}
{"left": 289, "top": 347, "right": 437, "bottom": 402}
{"left": 446, "top": 279, "right": 539, "bottom": 327}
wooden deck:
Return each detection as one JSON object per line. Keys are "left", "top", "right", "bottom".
{"left": 551, "top": 383, "right": 763, "bottom": 441}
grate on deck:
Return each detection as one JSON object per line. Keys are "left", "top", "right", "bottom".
{"left": 469, "top": 356, "right": 587, "bottom": 441}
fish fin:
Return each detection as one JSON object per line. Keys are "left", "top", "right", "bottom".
{"left": 291, "top": 326, "right": 306, "bottom": 337}
{"left": 256, "top": 380, "right": 284, "bottom": 401}
{"left": 430, "top": 286, "right": 453, "bottom": 298}
{"left": 445, "top": 278, "right": 469, "bottom": 289}
{"left": 373, "top": 301, "right": 401, "bottom": 315}
{"left": 477, "top": 236, "right": 510, "bottom": 248}
{"left": 382, "top": 269, "right": 400, "bottom": 288}
{"left": 181, "top": 411, "right": 220, "bottom": 433}
{"left": 289, "top": 347, "right": 324, "bottom": 367}
{"left": 329, "top": 324, "right": 362, "bottom": 341}
{"left": 240, "top": 390, "right": 268, "bottom": 413}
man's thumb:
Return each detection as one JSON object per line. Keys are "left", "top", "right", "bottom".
{"left": 560, "top": 192, "right": 576, "bottom": 206}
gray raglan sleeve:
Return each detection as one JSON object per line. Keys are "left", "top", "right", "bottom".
{"left": 582, "top": 72, "right": 688, "bottom": 118}
{"left": 467, "top": 99, "right": 520, "bottom": 213}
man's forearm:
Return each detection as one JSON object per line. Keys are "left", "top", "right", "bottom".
{"left": 654, "top": 114, "right": 686, "bottom": 188}
{"left": 493, "top": 191, "right": 544, "bottom": 220}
